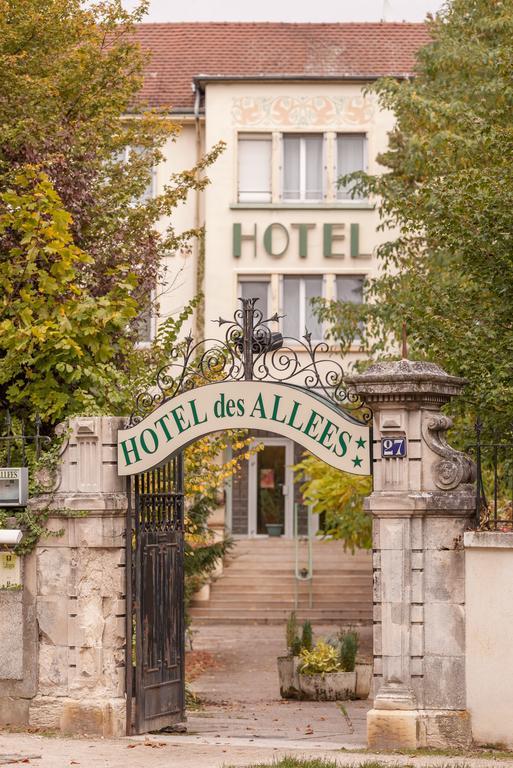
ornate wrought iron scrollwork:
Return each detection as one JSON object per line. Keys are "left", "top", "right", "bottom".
{"left": 128, "top": 298, "right": 371, "bottom": 426}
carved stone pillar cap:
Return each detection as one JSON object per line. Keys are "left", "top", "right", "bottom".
{"left": 349, "top": 359, "right": 466, "bottom": 406}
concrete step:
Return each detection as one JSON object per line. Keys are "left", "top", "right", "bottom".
{"left": 224, "top": 561, "right": 371, "bottom": 569}
{"left": 223, "top": 569, "right": 371, "bottom": 576}
{"left": 226, "top": 550, "right": 370, "bottom": 559}
{"left": 189, "top": 616, "right": 372, "bottom": 626}
{"left": 213, "top": 575, "right": 371, "bottom": 582}
{"left": 190, "top": 617, "right": 373, "bottom": 626}
{"left": 226, "top": 550, "right": 371, "bottom": 559}
{"left": 196, "top": 587, "right": 372, "bottom": 597}
{"left": 189, "top": 607, "right": 372, "bottom": 617}
{"left": 191, "top": 597, "right": 371, "bottom": 609}
{"left": 190, "top": 539, "right": 373, "bottom": 624}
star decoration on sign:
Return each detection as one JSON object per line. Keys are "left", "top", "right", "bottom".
{"left": 356, "top": 437, "right": 366, "bottom": 449}
{"left": 352, "top": 455, "right": 363, "bottom": 468}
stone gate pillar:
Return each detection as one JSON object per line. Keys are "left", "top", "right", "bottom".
{"left": 0, "top": 416, "right": 128, "bottom": 736}
{"left": 351, "top": 361, "right": 475, "bottom": 749}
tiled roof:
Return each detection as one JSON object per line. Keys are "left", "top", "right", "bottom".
{"left": 132, "top": 22, "right": 431, "bottom": 110}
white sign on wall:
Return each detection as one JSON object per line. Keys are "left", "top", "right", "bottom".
{"left": 0, "top": 552, "right": 21, "bottom": 589}
{"left": 118, "top": 381, "right": 370, "bottom": 477}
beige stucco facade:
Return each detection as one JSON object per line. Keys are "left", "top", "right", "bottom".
{"left": 465, "top": 531, "right": 513, "bottom": 748}
{"left": 150, "top": 77, "right": 398, "bottom": 537}
{"left": 153, "top": 122, "right": 200, "bottom": 334}
{"left": 155, "top": 80, "right": 395, "bottom": 356}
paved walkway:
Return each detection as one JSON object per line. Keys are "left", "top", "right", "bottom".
{"left": 3, "top": 624, "right": 512, "bottom": 766}
{"left": 186, "top": 623, "right": 371, "bottom": 749}
{"left": 2, "top": 732, "right": 513, "bottom": 768}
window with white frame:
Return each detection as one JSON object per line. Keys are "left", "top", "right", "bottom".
{"left": 282, "top": 275, "right": 323, "bottom": 340}
{"left": 238, "top": 278, "right": 270, "bottom": 318}
{"left": 238, "top": 134, "right": 272, "bottom": 203}
{"left": 282, "top": 134, "right": 324, "bottom": 202}
{"left": 336, "top": 134, "right": 366, "bottom": 200}
{"left": 335, "top": 274, "right": 364, "bottom": 304}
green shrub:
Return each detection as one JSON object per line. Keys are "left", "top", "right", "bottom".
{"left": 286, "top": 611, "right": 300, "bottom": 656}
{"left": 299, "top": 641, "right": 341, "bottom": 676}
{"left": 301, "top": 620, "right": 313, "bottom": 652}
{"left": 340, "top": 630, "right": 358, "bottom": 672}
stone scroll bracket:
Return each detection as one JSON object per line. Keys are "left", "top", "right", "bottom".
{"left": 350, "top": 360, "right": 475, "bottom": 750}
{"left": 422, "top": 414, "right": 475, "bottom": 492}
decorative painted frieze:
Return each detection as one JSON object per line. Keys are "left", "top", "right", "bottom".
{"left": 232, "top": 95, "right": 375, "bottom": 128}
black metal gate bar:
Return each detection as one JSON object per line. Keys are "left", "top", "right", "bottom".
{"left": 125, "top": 475, "right": 133, "bottom": 735}
{"left": 471, "top": 419, "right": 513, "bottom": 530}
{"left": 128, "top": 455, "right": 185, "bottom": 735}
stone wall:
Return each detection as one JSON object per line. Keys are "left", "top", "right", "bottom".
{"left": 0, "top": 416, "right": 128, "bottom": 737}
{"left": 0, "top": 551, "right": 38, "bottom": 726}
{"left": 465, "top": 531, "right": 513, "bottom": 748}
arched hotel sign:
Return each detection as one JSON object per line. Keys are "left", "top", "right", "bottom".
{"left": 118, "top": 380, "right": 370, "bottom": 476}
{"left": 118, "top": 298, "right": 372, "bottom": 477}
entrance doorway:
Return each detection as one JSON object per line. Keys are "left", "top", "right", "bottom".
{"left": 248, "top": 438, "right": 294, "bottom": 537}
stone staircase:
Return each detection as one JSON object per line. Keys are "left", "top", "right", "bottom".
{"left": 189, "top": 538, "right": 373, "bottom": 625}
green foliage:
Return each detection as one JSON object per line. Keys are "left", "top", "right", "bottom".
{"left": 0, "top": 168, "right": 137, "bottom": 421}
{"left": 260, "top": 488, "right": 283, "bottom": 525}
{"left": 183, "top": 493, "right": 232, "bottom": 625}
{"left": 315, "top": 0, "right": 513, "bottom": 435}
{"left": 225, "top": 761, "right": 342, "bottom": 768}
{"left": 286, "top": 611, "right": 300, "bottom": 655}
{"left": 339, "top": 630, "right": 358, "bottom": 673}
{"left": 294, "top": 454, "right": 372, "bottom": 551}
{"left": 0, "top": 0, "right": 227, "bottom": 577}
{"left": 227, "top": 762, "right": 422, "bottom": 768}
{"left": 286, "top": 613, "right": 314, "bottom": 656}
{"left": 301, "top": 620, "right": 313, "bottom": 653}
{"left": 0, "top": 0, "right": 224, "bottom": 427}
{"left": 185, "top": 681, "right": 201, "bottom": 711}
{"left": 299, "top": 641, "right": 341, "bottom": 676}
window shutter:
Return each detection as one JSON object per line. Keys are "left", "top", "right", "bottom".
{"left": 336, "top": 134, "right": 366, "bottom": 200}
{"left": 238, "top": 136, "right": 272, "bottom": 203}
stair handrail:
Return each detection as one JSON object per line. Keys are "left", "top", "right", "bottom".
{"left": 294, "top": 502, "right": 313, "bottom": 610}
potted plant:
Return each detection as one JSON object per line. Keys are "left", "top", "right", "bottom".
{"left": 277, "top": 618, "right": 373, "bottom": 701}
{"left": 260, "top": 489, "right": 283, "bottom": 536}
{"left": 298, "top": 641, "right": 357, "bottom": 701}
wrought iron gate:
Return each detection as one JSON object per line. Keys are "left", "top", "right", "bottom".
{"left": 122, "top": 296, "right": 372, "bottom": 735}
{"left": 126, "top": 454, "right": 185, "bottom": 735}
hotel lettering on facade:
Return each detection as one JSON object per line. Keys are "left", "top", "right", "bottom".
{"left": 133, "top": 22, "right": 429, "bottom": 537}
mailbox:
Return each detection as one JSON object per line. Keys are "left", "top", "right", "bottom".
{"left": 0, "top": 467, "right": 28, "bottom": 506}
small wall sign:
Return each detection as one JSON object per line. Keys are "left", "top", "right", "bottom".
{"left": 0, "top": 467, "right": 29, "bottom": 506}
{"left": 381, "top": 437, "right": 407, "bottom": 458}
{"left": 0, "top": 552, "right": 22, "bottom": 589}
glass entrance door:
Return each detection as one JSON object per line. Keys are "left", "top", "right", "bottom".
{"left": 248, "top": 439, "right": 293, "bottom": 537}
{"left": 256, "top": 445, "right": 286, "bottom": 535}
